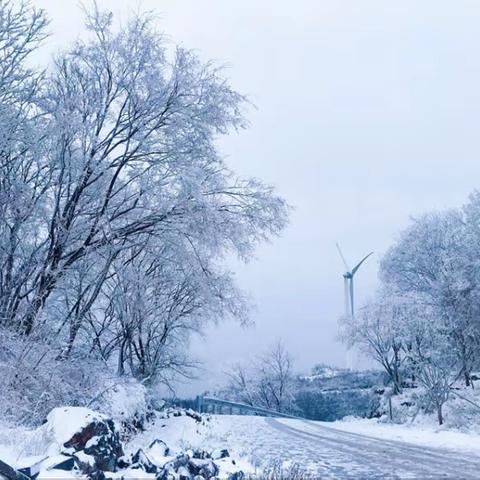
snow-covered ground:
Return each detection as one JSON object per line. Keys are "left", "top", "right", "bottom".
{"left": 322, "top": 416, "right": 480, "bottom": 456}
{"left": 126, "top": 413, "right": 258, "bottom": 478}
{"left": 126, "top": 413, "right": 480, "bottom": 478}
{"left": 3, "top": 412, "right": 480, "bottom": 478}
{"left": 0, "top": 422, "right": 36, "bottom": 469}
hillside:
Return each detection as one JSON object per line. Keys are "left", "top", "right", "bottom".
{"left": 294, "top": 365, "right": 383, "bottom": 421}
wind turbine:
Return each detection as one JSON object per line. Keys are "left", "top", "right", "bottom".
{"left": 336, "top": 243, "right": 373, "bottom": 318}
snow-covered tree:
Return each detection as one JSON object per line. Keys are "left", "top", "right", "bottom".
{"left": 381, "top": 210, "right": 480, "bottom": 387}
{"left": 0, "top": 1, "right": 49, "bottom": 329}
{"left": 225, "top": 341, "right": 296, "bottom": 413}
{"left": 17, "top": 7, "right": 287, "bottom": 337}
{"left": 0, "top": 2, "right": 289, "bottom": 420}
{"left": 340, "top": 292, "right": 409, "bottom": 394}
{"left": 342, "top": 202, "right": 480, "bottom": 424}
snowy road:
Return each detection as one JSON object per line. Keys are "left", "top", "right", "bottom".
{"left": 260, "top": 417, "right": 480, "bottom": 479}
{"left": 127, "top": 413, "right": 480, "bottom": 479}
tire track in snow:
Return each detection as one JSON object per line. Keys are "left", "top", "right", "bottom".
{"left": 264, "top": 417, "right": 480, "bottom": 479}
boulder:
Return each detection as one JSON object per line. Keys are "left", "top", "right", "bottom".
{"left": 176, "top": 465, "right": 191, "bottom": 480}
{"left": 197, "top": 459, "right": 219, "bottom": 479}
{"left": 21, "top": 455, "right": 78, "bottom": 478}
{"left": 0, "top": 459, "right": 30, "bottom": 480}
{"left": 184, "top": 410, "right": 202, "bottom": 423}
{"left": 156, "top": 468, "right": 176, "bottom": 480}
{"left": 228, "top": 472, "right": 245, "bottom": 480}
{"left": 117, "top": 456, "right": 131, "bottom": 469}
{"left": 68, "top": 419, "right": 123, "bottom": 471}
{"left": 172, "top": 453, "right": 190, "bottom": 471}
{"left": 147, "top": 439, "right": 170, "bottom": 458}
{"left": 46, "top": 407, "right": 124, "bottom": 472}
{"left": 211, "top": 448, "right": 229, "bottom": 460}
{"left": 131, "top": 449, "right": 158, "bottom": 474}
{"left": 189, "top": 448, "right": 210, "bottom": 460}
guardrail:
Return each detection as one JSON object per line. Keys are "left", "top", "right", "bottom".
{"left": 195, "top": 395, "right": 301, "bottom": 419}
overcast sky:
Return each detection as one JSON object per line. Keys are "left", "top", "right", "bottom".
{"left": 33, "top": 0, "right": 480, "bottom": 394}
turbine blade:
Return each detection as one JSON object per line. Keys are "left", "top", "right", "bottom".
{"left": 351, "top": 252, "right": 374, "bottom": 276}
{"left": 336, "top": 242, "right": 350, "bottom": 271}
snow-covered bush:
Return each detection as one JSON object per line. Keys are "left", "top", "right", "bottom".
{"left": 0, "top": 329, "right": 110, "bottom": 425}
{"left": 371, "top": 381, "right": 480, "bottom": 433}
{"left": 90, "top": 379, "right": 147, "bottom": 424}
{"left": 441, "top": 388, "right": 480, "bottom": 432}
{"left": 0, "top": 328, "right": 151, "bottom": 429}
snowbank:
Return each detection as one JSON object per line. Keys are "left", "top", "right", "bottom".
{"left": 323, "top": 416, "right": 480, "bottom": 455}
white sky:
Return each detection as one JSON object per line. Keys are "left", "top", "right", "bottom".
{"left": 33, "top": 0, "right": 480, "bottom": 394}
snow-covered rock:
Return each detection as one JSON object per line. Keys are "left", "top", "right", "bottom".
{"left": 147, "top": 439, "right": 170, "bottom": 458}
{"left": 211, "top": 448, "right": 230, "bottom": 460}
{"left": 131, "top": 448, "right": 157, "bottom": 473}
{"left": 0, "top": 458, "right": 30, "bottom": 480}
{"left": 42, "top": 407, "right": 124, "bottom": 471}
{"left": 1, "top": 407, "right": 248, "bottom": 480}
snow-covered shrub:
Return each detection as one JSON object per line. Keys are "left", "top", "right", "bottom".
{"left": 441, "top": 388, "right": 480, "bottom": 432}
{"left": 376, "top": 388, "right": 423, "bottom": 424}
{"left": 263, "top": 460, "right": 313, "bottom": 479}
{"left": 91, "top": 379, "right": 147, "bottom": 424}
{"left": 0, "top": 329, "right": 148, "bottom": 427}
{"left": 0, "top": 329, "right": 107, "bottom": 425}
{"left": 90, "top": 380, "right": 152, "bottom": 440}
{"left": 371, "top": 382, "right": 480, "bottom": 432}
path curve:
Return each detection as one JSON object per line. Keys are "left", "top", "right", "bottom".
{"left": 262, "top": 417, "right": 480, "bottom": 479}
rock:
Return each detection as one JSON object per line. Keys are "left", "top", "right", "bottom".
{"left": 228, "top": 472, "right": 245, "bottom": 480}
{"left": 198, "top": 459, "right": 219, "bottom": 479}
{"left": 86, "top": 470, "right": 106, "bottom": 480}
{"left": 173, "top": 453, "right": 190, "bottom": 470}
{"left": 117, "top": 456, "right": 131, "bottom": 469}
{"left": 188, "top": 458, "right": 220, "bottom": 479}
{"left": 131, "top": 449, "right": 158, "bottom": 474}
{"left": 48, "top": 408, "right": 123, "bottom": 472}
{"left": 19, "top": 454, "right": 81, "bottom": 479}
{"left": 156, "top": 468, "right": 176, "bottom": 480}
{"left": 211, "top": 448, "right": 229, "bottom": 460}
{"left": 147, "top": 439, "right": 170, "bottom": 458}
{"left": 45, "top": 456, "right": 77, "bottom": 472}
{"left": 67, "top": 420, "right": 123, "bottom": 471}
{"left": 190, "top": 448, "right": 211, "bottom": 460}
{"left": 74, "top": 450, "right": 96, "bottom": 468}
{"left": 177, "top": 465, "right": 192, "bottom": 480}
{"left": 0, "top": 459, "right": 30, "bottom": 480}
{"left": 184, "top": 409, "right": 202, "bottom": 423}
{"left": 17, "top": 455, "right": 48, "bottom": 478}
{"left": 187, "top": 458, "right": 204, "bottom": 476}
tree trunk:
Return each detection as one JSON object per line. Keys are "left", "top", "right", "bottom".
{"left": 437, "top": 404, "right": 443, "bottom": 425}
{"left": 22, "top": 271, "right": 57, "bottom": 335}
{"left": 117, "top": 339, "right": 126, "bottom": 376}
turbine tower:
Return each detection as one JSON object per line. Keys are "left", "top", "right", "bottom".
{"left": 336, "top": 243, "right": 373, "bottom": 318}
